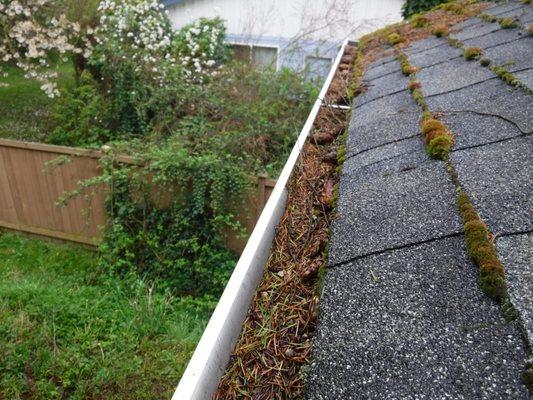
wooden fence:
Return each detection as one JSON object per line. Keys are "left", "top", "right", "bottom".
{"left": 0, "top": 139, "right": 275, "bottom": 253}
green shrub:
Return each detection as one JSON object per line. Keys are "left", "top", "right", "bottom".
{"left": 440, "top": 2, "right": 465, "bottom": 14}
{"left": 48, "top": 72, "right": 112, "bottom": 146}
{"left": 402, "top": 0, "right": 449, "bottom": 18}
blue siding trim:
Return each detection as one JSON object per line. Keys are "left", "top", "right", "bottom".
{"left": 161, "top": 0, "right": 187, "bottom": 6}
{"left": 226, "top": 33, "right": 340, "bottom": 74}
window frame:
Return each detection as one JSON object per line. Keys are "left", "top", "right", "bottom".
{"left": 228, "top": 41, "right": 280, "bottom": 71}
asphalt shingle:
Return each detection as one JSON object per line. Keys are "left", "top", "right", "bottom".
{"left": 450, "top": 136, "right": 533, "bottom": 235}
{"left": 483, "top": 36, "right": 533, "bottom": 72}
{"left": 408, "top": 41, "right": 463, "bottom": 69}
{"left": 352, "top": 90, "right": 418, "bottom": 126}
{"left": 427, "top": 78, "right": 533, "bottom": 133}
{"left": 417, "top": 56, "right": 495, "bottom": 97}
{"left": 307, "top": 237, "right": 530, "bottom": 400}
{"left": 328, "top": 152, "right": 462, "bottom": 265}
{"left": 345, "top": 110, "right": 420, "bottom": 158}
{"left": 356, "top": 70, "right": 410, "bottom": 104}
{"left": 462, "top": 27, "right": 525, "bottom": 50}
{"left": 444, "top": 111, "right": 523, "bottom": 149}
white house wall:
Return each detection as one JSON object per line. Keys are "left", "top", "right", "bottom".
{"left": 166, "top": 0, "right": 404, "bottom": 72}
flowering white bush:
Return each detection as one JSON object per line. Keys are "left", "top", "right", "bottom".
{"left": 94, "top": 1, "right": 227, "bottom": 84}
{"left": 174, "top": 17, "right": 228, "bottom": 82}
{"left": 94, "top": 0, "right": 175, "bottom": 83}
{"left": 0, "top": 0, "right": 92, "bottom": 97}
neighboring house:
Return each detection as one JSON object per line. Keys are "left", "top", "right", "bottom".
{"left": 163, "top": 0, "right": 404, "bottom": 78}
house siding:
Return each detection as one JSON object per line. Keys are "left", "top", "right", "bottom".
{"left": 164, "top": 0, "right": 404, "bottom": 75}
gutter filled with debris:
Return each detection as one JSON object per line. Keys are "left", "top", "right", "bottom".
{"left": 172, "top": 39, "right": 356, "bottom": 400}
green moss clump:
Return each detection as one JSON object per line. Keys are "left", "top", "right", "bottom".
{"left": 447, "top": 37, "right": 462, "bottom": 48}
{"left": 462, "top": 208, "right": 479, "bottom": 222}
{"left": 411, "top": 14, "right": 430, "bottom": 28}
{"left": 479, "top": 58, "right": 491, "bottom": 67}
{"left": 465, "top": 219, "right": 488, "bottom": 246}
{"left": 411, "top": 88, "right": 428, "bottom": 111}
{"left": 432, "top": 24, "right": 449, "bottom": 37}
{"left": 427, "top": 134, "right": 452, "bottom": 159}
{"left": 480, "top": 273, "right": 508, "bottom": 299}
{"left": 456, "top": 190, "right": 509, "bottom": 301}
{"left": 464, "top": 47, "right": 482, "bottom": 60}
{"left": 526, "top": 24, "right": 533, "bottom": 36}
{"left": 421, "top": 118, "right": 446, "bottom": 135}
{"left": 408, "top": 80, "right": 421, "bottom": 91}
{"left": 470, "top": 243, "right": 497, "bottom": 262}
{"left": 499, "top": 17, "right": 519, "bottom": 29}
{"left": 491, "top": 65, "right": 520, "bottom": 87}
{"left": 480, "top": 13, "right": 497, "bottom": 23}
{"left": 402, "top": 64, "right": 418, "bottom": 75}
{"left": 421, "top": 110, "right": 432, "bottom": 120}
{"left": 387, "top": 33, "right": 404, "bottom": 45}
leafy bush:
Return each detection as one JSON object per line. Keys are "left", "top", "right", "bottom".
{"left": 48, "top": 72, "right": 112, "bottom": 146}
{"left": 26, "top": 1, "right": 317, "bottom": 299}
{"left": 403, "top": 0, "right": 449, "bottom": 18}
{"left": 92, "top": 146, "right": 249, "bottom": 297}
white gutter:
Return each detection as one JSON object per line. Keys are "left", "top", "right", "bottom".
{"left": 172, "top": 39, "right": 350, "bottom": 400}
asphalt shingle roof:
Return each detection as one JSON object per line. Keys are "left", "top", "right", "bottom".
{"left": 306, "top": 1, "right": 533, "bottom": 398}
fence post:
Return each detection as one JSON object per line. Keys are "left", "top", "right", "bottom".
{"left": 256, "top": 173, "right": 268, "bottom": 219}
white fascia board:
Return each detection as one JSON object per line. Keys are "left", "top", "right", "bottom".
{"left": 172, "top": 38, "right": 350, "bottom": 400}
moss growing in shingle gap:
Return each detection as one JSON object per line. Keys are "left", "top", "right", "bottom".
{"left": 455, "top": 188, "right": 509, "bottom": 301}
{"left": 421, "top": 118, "right": 446, "bottom": 135}
{"left": 464, "top": 47, "right": 482, "bottom": 60}
{"left": 396, "top": 51, "right": 418, "bottom": 76}
{"left": 432, "top": 24, "right": 450, "bottom": 37}
{"left": 347, "top": 48, "right": 364, "bottom": 99}
{"left": 499, "top": 17, "right": 519, "bottom": 29}
{"left": 412, "top": 88, "right": 429, "bottom": 111}
{"left": 408, "top": 80, "right": 421, "bottom": 91}
{"left": 427, "top": 134, "right": 453, "bottom": 159}
{"left": 479, "top": 58, "right": 491, "bottom": 67}
{"left": 387, "top": 33, "right": 404, "bottom": 45}
{"left": 491, "top": 65, "right": 519, "bottom": 85}
{"left": 526, "top": 24, "right": 533, "bottom": 36}
{"left": 522, "top": 0, "right": 531, "bottom": 4}
{"left": 480, "top": 13, "right": 497, "bottom": 23}
{"left": 447, "top": 37, "right": 462, "bottom": 48}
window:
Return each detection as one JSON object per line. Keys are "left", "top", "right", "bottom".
{"left": 229, "top": 43, "right": 279, "bottom": 70}
{"left": 252, "top": 46, "right": 278, "bottom": 69}
{"left": 305, "top": 56, "right": 333, "bottom": 80}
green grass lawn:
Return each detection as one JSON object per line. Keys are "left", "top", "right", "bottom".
{"left": 0, "top": 232, "right": 211, "bottom": 400}
{"left": 0, "top": 64, "right": 73, "bottom": 142}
